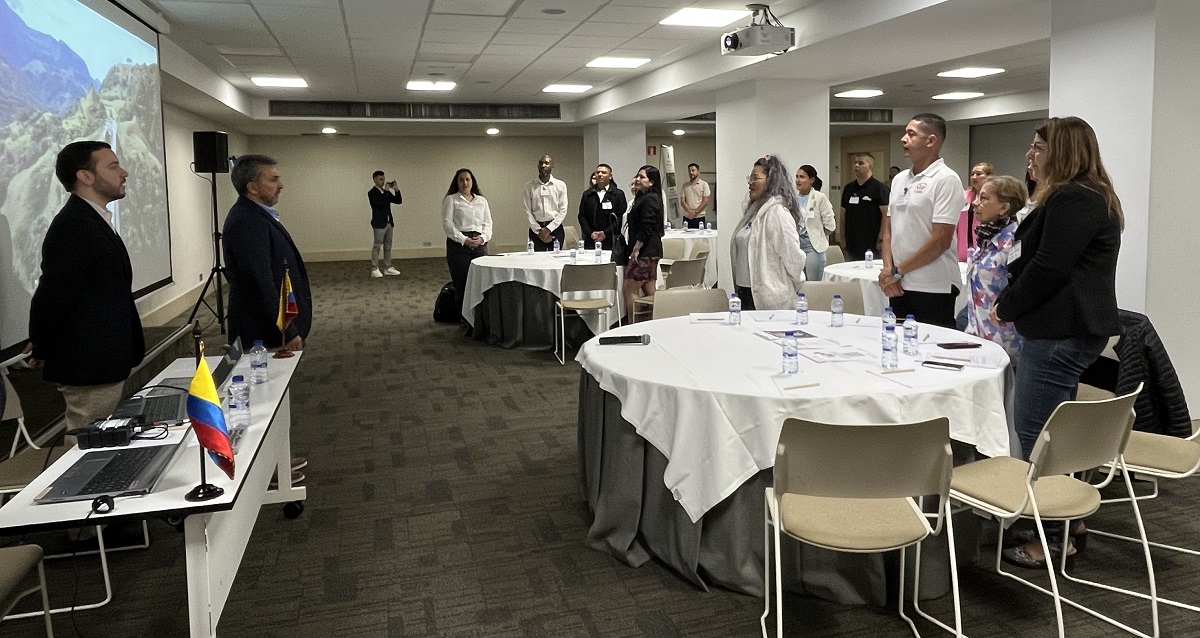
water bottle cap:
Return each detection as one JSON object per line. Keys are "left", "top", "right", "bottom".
{"left": 730, "top": 292, "right": 738, "bottom": 298}
{"left": 885, "top": 325, "right": 895, "bottom": 331}
{"left": 884, "top": 307, "right": 892, "bottom": 313}
{"left": 253, "top": 340, "right": 263, "bottom": 346}
{"left": 798, "top": 292, "right": 805, "bottom": 298}
{"left": 833, "top": 294, "right": 841, "bottom": 298}
{"left": 906, "top": 314, "right": 915, "bottom": 320}
{"left": 232, "top": 375, "right": 244, "bottom": 383}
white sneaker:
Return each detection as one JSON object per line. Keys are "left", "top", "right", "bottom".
{"left": 383, "top": 267, "right": 401, "bottom": 276}
{"left": 370, "top": 268, "right": 383, "bottom": 278}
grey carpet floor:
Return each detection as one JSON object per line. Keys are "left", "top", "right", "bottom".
{"left": 3, "top": 258, "right": 1198, "bottom": 637}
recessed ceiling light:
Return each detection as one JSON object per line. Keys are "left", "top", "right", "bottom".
{"left": 587, "top": 56, "right": 651, "bottom": 69}
{"left": 251, "top": 76, "right": 307, "bottom": 88}
{"left": 407, "top": 80, "right": 457, "bottom": 91}
{"left": 486, "top": 127, "right": 500, "bottom": 135}
{"left": 937, "top": 67, "right": 1005, "bottom": 79}
{"left": 543, "top": 84, "right": 592, "bottom": 93}
{"left": 672, "top": 129, "right": 685, "bottom": 136}
{"left": 321, "top": 127, "right": 337, "bottom": 135}
{"left": 932, "top": 91, "right": 984, "bottom": 100}
{"left": 659, "top": 8, "right": 751, "bottom": 28}
{"left": 541, "top": 8, "right": 565, "bottom": 15}
{"left": 834, "top": 89, "right": 883, "bottom": 99}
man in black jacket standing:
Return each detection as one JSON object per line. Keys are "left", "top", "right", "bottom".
{"left": 577, "top": 163, "right": 626, "bottom": 251}
{"left": 27, "top": 141, "right": 144, "bottom": 431}
{"left": 367, "top": 170, "right": 402, "bottom": 278}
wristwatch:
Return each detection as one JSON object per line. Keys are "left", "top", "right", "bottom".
{"left": 891, "top": 265, "right": 905, "bottom": 281}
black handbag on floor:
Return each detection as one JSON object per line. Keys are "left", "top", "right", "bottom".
{"left": 433, "top": 282, "right": 458, "bottom": 323}
{"left": 613, "top": 234, "right": 628, "bottom": 266}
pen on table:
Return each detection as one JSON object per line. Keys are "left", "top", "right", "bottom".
{"left": 855, "top": 317, "right": 862, "bottom": 324}
{"left": 923, "top": 334, "right": 931, "bottom": 342}
{"left": 933, "top": 354, "right": 969, "bottom": 362}
{"left": 784, "top": 382, "right": 820, "bottom": 390}
{"left": 694, "top": 317, "right": 724, "bottom": 322}
{"left": 880, "top": 368, "right": 915, "bottom": 375}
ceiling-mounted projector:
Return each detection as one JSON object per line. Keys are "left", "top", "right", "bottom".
{"left": 721, "top": 4, "right": 795, "bottom": 56}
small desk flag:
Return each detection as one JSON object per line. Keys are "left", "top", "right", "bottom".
{"left": 186, "top": 352, "right": 235, "bottom": 480}
{"left": 277, "top": 268, "right": 298, "bottom": 332}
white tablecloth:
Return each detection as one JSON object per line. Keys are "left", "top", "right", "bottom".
{"left": 823, "top": 260, "right": 970, "bottom": 318}
{"left": 463, "top": 251, "right": 619, "bottom": 335}
{"left": 662, "top": 229, "right": 717, "bottom": 287}
{"left": 577, "top": 311, "right": 1011, "bottom": 522}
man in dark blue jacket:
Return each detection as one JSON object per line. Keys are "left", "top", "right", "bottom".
{"left": 367, "top": 170, "right": 402, "bottom": 278}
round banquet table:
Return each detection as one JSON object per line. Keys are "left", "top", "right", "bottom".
{"left": 661, "top": 228, "right": 717, "bottom": 287}
{"left": 462, "top": 250, "right": 620, "bottom": 350}
{"left": 822, "top": 259, "right": 970, "bottom": 318}
{"left": 576, "top": 310, "right": 1013, "bottom": 600}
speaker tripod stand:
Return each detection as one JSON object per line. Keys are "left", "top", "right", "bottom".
{"left": 187, "top": 172, "right": 227, "bottom": 334}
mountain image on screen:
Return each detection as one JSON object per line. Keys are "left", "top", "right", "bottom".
{"left": 0, "top": 0, "right": 96, "bottom": 126}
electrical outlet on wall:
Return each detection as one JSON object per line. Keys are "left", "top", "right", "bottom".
{"left": 422, "top": 241, "right": 431, "bottom": 247}
{"left": 198, "top": 273, "right": 203, "bottom": 282}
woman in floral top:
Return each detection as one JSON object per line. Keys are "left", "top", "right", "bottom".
{"left": 965, "top": 175, "right": 1027, "bottom": 365}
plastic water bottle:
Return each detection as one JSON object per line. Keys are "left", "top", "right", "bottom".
{"left": 903, "top": 314, "right": 919, "bottom": 356}
{"left": 864, "top": 249, "right": 874, "bottom": 268}
{"left": 830, "top": 294, "right": 844, "bottom": 327}
{"left": 594, "top": 241, "right": 603, "bottom": 261}
{"left": 526, "top": 239, "right": 534, "bottom": 254}
{"left": 881, "top": 325, "right": 899, "bottom": 369}
{"left": 666, "top": 220, "right": 672, "bottom": 231}
{"left": 795, "top": 292, "right": 808, "bottom": 325}
{"left": 227, "top": 374, "right": 251, "bottom": 434}
{"left": 569, "top": 248, "right": 577, "bottom": 264}
{"left": 577, "top": 239, "right": 585, "bottom": 254}
{"left": 249, "top": 340, "right": 269, "bottom": 384}
{"left": 781, "top": 331, "right": 800, "bottom": 374}
{"left": 553, "top": 238, "right": 561, "bottom": 254}
{"left": 727, "top": 292, "right": 742, "bottom": 326}
{"left": 881, "top": 306, "right": 897, "bottom": 344}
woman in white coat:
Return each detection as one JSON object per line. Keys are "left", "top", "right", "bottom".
{"left": 794, "top": 164, "right": 836, "bottom": 281}
{"left": 728, "top": 155, "right": 807, "bottom": 310}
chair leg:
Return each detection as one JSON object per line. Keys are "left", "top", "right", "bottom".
{"left": 37, "top": 561, "right": 53, "bottom": 638}
{"left": 6, "top": 526, "right": 114, "bottom": 619}
{"left": 774, "top": 508, "right": 784, "bottom": 638}
{"left": 912, "top": 500, "right": 965, "bottom": 636}
{"left": 990, "top": 490, "right": 1067, "bottom": 638}
{"left": 760, "top": 496, "right": 772, "bottom": 638}
{"left": 554, "top": 305, "right": 565, "bottom": 365}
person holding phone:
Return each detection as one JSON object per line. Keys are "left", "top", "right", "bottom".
{"left": 368, "top": 170, "right": 403, "bottom": 278}
{"left": 964, "top": 175, "right": 1026, "bottom": 364}
{"left": 993, "top": 117, "right": 1123, "bottom": 568}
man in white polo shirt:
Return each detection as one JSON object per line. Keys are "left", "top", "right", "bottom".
{"left": 877, "top": 113, "right": 965, "bottom": 328}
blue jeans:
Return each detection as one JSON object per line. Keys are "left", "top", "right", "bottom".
{"left": 1013, "top": 335, "right": 1108, "bottom": 461}
{"left": 798, "top": 233, "right": 826, "bottom": 281}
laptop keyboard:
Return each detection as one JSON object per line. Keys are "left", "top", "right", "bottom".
{"left": 143, "top": 395, "right": 184, "bottom": 422}
{"left": 77, "top": 447, "right": 163, "bottom": 495}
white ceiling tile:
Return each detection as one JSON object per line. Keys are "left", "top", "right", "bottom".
{"left": 421, "top": 41, "right": 487, "bottom": 55}
{"left": 638, "top": 24, "right": 717, "bottom": 41}
{"left": 569, "top": 20, "right": 646, "bottom": 37}
{"left": 606, "top": 0, "right": 679, "bottom": 6}
{"left": 582, "top": 5, "right": 674, "bottom": 24}
{"left": 222, "top": 54, "right": 296, "bottom": 70}
{"left": 412, "top": 61, "right": 473, "bottom": 75}
{"left": 415, "top": 53, "right": 478, "bottom": 64}
{"left": 430, "top": 0, "right": 515, "bottom": 16}
{"left": 541, "top": 46, "right": 608, "bottom": 62}
{"left": 422, "top": 29, "right": 494, "bottom": 45}
{"left": 250, "top": 0, "right": 340, "bottom": 6}
{"left": 511, "top": 0, "right": 597, "bottom": 21}
{"left": 255, "top": 6, "right": 343, "bottom": 23}
{"left": 214, "top": 44, "right": 283, "bottom": 56}
{"left": 425, "top": 14, "right": 504, "bottom": 32}
{"left": 555, "top": 34, "right": 626, "bottom": 51}
{"left": 488, "top": 31, "right": 561, "bottom": 46}
{"left": 499, "top": 18, "right": 577, "bottom": 35}
{"left": 351, "top": 38, "right": 418, "bottom": 53}
{"left": 483, "top": 43, "right": 550, "bottom": 56}
{"left": 157, "top": 2, "right": 261, "bottom": 27}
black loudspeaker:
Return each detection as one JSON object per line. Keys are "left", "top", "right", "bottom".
{"left": 193, "top": 131, "right": 229, "bottom": 173}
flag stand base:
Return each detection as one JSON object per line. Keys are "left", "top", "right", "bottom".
{"left": 185, "top": 483, "right": 225, "bottom": 502}
{"left": 272, "top": 348, "right": 295, "bottom": 359}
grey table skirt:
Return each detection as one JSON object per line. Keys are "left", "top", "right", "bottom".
{"left": 470, "top": 281, "right": 597, "bottom": 351}
{"left": 577, "top": 371, "right": 982, "bottom": 602}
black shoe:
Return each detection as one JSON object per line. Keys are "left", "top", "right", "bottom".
{"left": 1002, "top": 543, "right": 1075, "bottom": 570}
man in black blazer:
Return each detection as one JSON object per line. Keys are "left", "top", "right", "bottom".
{"left": 27, "top": 141, "right": 144, "bottom": 430}
{"left": 367, "top": 170, "right": 402, "bottom": 278}
{"left": 223, "top": 154, "right": 312, "bottom": 353}
{"left": 577, "top": 163, "right": 626, "bottom": 251}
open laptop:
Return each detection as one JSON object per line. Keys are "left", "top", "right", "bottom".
{"left": 111, "top": 339, "right": 242, "bottom": 425}
{"left": 34, "top": 436, "right": 191, "bottom": 504}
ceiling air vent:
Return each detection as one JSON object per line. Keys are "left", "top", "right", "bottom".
{"left": 269, "top": 101, "right": 560, "bottom": 120}
{"left": 830, "top": 108, "right": 893, "bottom": 124}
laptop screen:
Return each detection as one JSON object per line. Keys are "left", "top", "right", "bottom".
{"left": 210, "top": 339, "right": 242, "bottom": 388}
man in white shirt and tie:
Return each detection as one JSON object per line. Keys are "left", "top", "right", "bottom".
{"left": 522, "top": 154, "right": 568, "bottom": 251}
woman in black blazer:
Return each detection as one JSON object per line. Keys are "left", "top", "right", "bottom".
{"left": 620, "top": 165, "right": 665, "bottom": 322}
{"left": 994, "top": 116, "right": 1123, "bottom": 568}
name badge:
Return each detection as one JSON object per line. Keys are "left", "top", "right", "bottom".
{"left": 602, "top": 201, "right": 613, "bottom": 209}
{"left": 848, "top": 196, "right": 860, "bottom": 205}
{"left": 1009, "top": 241, "right": 1022, "bottom": 262}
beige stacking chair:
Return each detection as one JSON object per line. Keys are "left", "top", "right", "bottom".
{"left": 555, "top": 262, "right": 619, "bottom": 364}
{"left": 0, "top": 545, "right": 53, "bottom": 636}
{"left": 800, "top": 281, "right": 865, "bottom": 315}
{"left": 824, "top": 245, "right": 846, "bottom": 265}
{"left": 651, "top": 288, "right": 729, "bottom": 320}
{"left": 562, "top": 225, "right": 580, "bottom": 250}
{"left": 0, "top": 373, "right": 69, "bottom": 500}
{"left": 762, "top": 417, "right": 961, "bottom": 638}
{"left": 947, "top": 386, "right": 1156, "bottom": 638}
{"left": 632, "top": 257, "right": 706, "bottom": 322}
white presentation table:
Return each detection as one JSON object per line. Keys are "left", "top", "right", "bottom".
{"left": 0, "top": 353, "right": 306, "bottom": 638}
{"left": 661, "top": 228, "right": 718, "bottom": 287}
{"left": 823, "top": 259, "right": 970, "bottom": 318}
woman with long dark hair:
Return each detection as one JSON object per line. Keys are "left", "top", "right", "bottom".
{"left": 620, "top": 165, "right": 665, "bottom": 322}
{"left": 728, "top": 155, "right": 807, "bottom": 310}
{"left": 442, "top": 168, "right": 492, "bottom": 322}
{"left": 994, "top": 116, "right": 1123, "bottom": 568}
{"left": 794, "top": 164, "right": 835, "bottom": 281}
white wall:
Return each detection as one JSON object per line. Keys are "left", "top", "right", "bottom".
{"left": 970, "top": 119, "right": 1041, "bottom": 182}
{"left": 246, "top": 135, "right": 585, "bottom": 259}
{"left": 136, "top": 104, "right": 248, "bottom": 325}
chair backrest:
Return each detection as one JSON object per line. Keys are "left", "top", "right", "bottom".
{"left": 652, "top": 288, "right": 729, "bottom": 320}
{"left": 825, "top": 245, "right": 846, "bottom": 265}
{"left": 560, "top": 263, "right": 617, "bottom": 295}
{"left": 1, "top": 372, "right": 20, "bottom": 422}
{"left": 1030, "top": 384, "right": 1142, "bottom": 479}
{"left": 775, "top": 417, "right": 952, "bottom": 502}
{"left": 662, "top": 241, "right": 688, "bottom": 261}
{"left": 664, "top": 258, "right": 705, "bottom": 289}
{"left": 800, "top": 281, "right": 865, "bottom": 315}
{"left": 688, "top": 245, "right": 710, "bottom": 261}
{"left": 563, "top": 225, "right": 580, "bottom": 248}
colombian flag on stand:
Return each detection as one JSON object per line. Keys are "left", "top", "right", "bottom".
{"left": 277, "top": 268, "right": 298, "bottom": 332}
{"left": 186, "top": 352, "right": 235, "bottom": 480}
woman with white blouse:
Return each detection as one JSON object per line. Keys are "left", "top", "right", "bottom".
{"left": 794, "top": 164, "right": 836, "bottom": 281}
{"left": 728, "top": 155, "right": 807, "bottom": 310}
{"left": 442, "top": 168, "right": 493, "bottom": 322}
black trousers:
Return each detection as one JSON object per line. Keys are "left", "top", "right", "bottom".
{"left": 529, "top": 224, "right": 565, "bottom": 251}
{"left": 683, "top": 216, "right": 706, "bottom": 229}
{"left": 735, "top": 286, "right": 756, "bottom": 311}
{"left": 888, "top": 287, "right": 958, "bottom": 329}
{"left": 447, "top": 238, "right": 487, "bottom": 320}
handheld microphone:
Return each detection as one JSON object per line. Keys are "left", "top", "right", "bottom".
{"left": 599, "top": 334, "right": 651, "bottom": 346}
